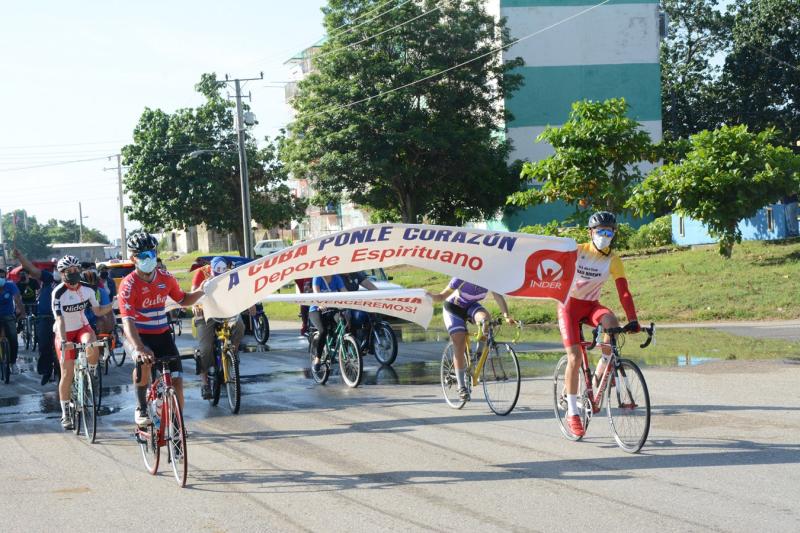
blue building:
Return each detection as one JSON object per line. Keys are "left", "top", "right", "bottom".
{"left": 672, "top": 202, "right": 799, "bottom": 246}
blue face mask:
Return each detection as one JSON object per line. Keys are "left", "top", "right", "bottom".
{"left": 0, "top": 278, "right": 5, "bottom": 288}
{"left": 137, "top": 256, "right": 157, "bottom": 274}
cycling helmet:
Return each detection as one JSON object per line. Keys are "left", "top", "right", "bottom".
{"left": 57, "top": 255, "right": 82, "bottom": 272}
{"left": 210, "top": 256, "right": 228, "bottom": 276}
{"left": 127, "top": 231, "right": 158, "bottom": 253}
{"left": 588, "top": 211, "right": 617, "bottom": 229}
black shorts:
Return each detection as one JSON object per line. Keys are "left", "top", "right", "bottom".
{"left": 139, "top": 331, "right": 183, "bottom": 377}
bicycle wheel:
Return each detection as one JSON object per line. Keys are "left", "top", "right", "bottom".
{"left": 0, "top": 338, "right": 9, "bottom": 384}
{"left": 371, "top": 321, "right": 398, "bottom": 366}
{"left": 482, "top": 343, "right": 521, "bottom": 416}
{"left": 93, "top": 363, "right": 103, "bottom": 410}
{"left": 165, "top": 388, "right": 188, "bottom": 487}
{"left": 607, "top": 358, "right": 651, "bottom": 453}
{"left": 338, "top": 334, "right": 363, "bottom": 388}
{"left": 253, "top": 313, "right": 269, "bottom": 344}
{"left": 553, "top": 354, "right": 591, "bottom": 441}
{"left": 308, "top": 332, "right": 330, "bottom": 385}
{"left": 223, "top": 349, "right": 241, "bottom": 414}
{"left": 81, "top": 373, "right": 97, "bottom": 444}
{"left": 139, "top": 416, "right": 160, "bottom": 475}
{"left": 210, "top": 362, "right": 222, "bottom": 407}
{"left": 24, "top": 319, "right": 31, "bottom": 350}
{"left": 440, "top": 342, "right": 467, "bottom": 409}
{"left": 111, "top": 327, "right": 125, "bottom": 367}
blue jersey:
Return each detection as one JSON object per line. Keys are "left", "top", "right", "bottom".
{"left": 36, "top": 270, "right": 56, "bottom": 317}
{"left": 310, "top": 275, "right": 345, "bottom": 312}
{"left": 0, "top": 282, "right": 20, "bottom": 316}
{"left": 85, "top": 286, "right": 110, "bottom": 329}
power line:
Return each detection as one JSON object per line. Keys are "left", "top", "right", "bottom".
{"left": 0, "top": 194, "right": 118, "bottom": 209}
{"left": 314, "top": 4, "right": 441, "bottom": 61}
{"left": 0, "top": 156, "right": 111, "bottom": 173}
{"left": 326, "top": 0, "right": 415, "bottom": 42}
{"left": 303, "top": 0, "right": 611, "bottom": 119}
{"left": 0, "top": 139, "right": 128, "bottom": 150}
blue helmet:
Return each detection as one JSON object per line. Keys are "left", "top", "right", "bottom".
{"left": 210, "top": 256, "right": 228, "bottom": 277}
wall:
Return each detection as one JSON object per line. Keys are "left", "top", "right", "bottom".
{"left": 672, "top": 203, "right": 800, "bottom": 246}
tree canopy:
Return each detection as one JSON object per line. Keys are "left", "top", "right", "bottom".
{"left": 122, "top": 74, "right": 307, "bottom": 255}
{"left": 282, "top": 0, "right": 524, "bottom": 224}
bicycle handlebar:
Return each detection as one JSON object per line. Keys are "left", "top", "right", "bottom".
{"left": 134, "top": 354, "right": 183, "bottom": 382}
{"left": 61, "top": 340, "right": 107, "bottom": 350}
{"left": 588, "top": 322, "right": 655, "bottom": 350}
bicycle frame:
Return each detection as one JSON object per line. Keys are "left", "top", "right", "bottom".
{"left": 322, "top": 313, "right": 347, "bottom": 359}
{"left": 139, "top": 360, "right": 177, "bottom": 447}
{"left": 465, "top": 324, "right": 496, "bottom": 387}
{"left": 214, "top": 320, "right": 235, "bottom": 384}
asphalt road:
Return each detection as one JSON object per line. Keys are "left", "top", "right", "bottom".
{"left": 1, "top": 326, "right": 798, "bottom": 532}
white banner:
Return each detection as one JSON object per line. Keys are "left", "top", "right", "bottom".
{"left": 201, "top": 223, "right": 577, "bottom": 324}
{"left": 261, "top": 289, "right": 432, "bottom": 328}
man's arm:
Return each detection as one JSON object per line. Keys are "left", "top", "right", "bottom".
{"left": 12, "top": 249, "right": 42, "bottom": 280}
{"left": 179, "top": 288, "right": 205, "bottom": 307}
{"left": 122, "top": 318, "right": 153, "bottom": 360}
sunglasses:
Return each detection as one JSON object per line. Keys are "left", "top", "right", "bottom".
{"left": 595, "top": 228, "right": 615, "bottom": 238}
{"left": 136, "top": 250, "right": 156, "bottom": 260}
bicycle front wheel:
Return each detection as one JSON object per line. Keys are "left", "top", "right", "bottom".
{"left": 138, "top": 423, "right": 160, "bottom": 475}
{"left": 253, "top": 313, "right": 269, "bottom": 344}
{"left": 93, "top": 364, "right": 103, "bottom": 410}
{"left": 0, "top": 338, "right": 9, "bottom": 384}
{"left": 111, "top": 327, "right": 125, "bottom": 367}
{"left": 223, "top": 349, "right": 241, "bottom": 414}
{"left": 440, "top": 342, "right": 466, "bottom": 409}
{"left": 165, "top": 388, "right": 187, "bottom": 487}
{"left": 607, "top": 358, "right": 651, "bottom": 453}
{"left": 482, "top": 343, "right": 521, "bottom": 416}
{"left": 24, "top": 319, "right": 32, "bottom": 350}
{"left": 309, "top": 332, "right": 330, "bottom": 385}
{"left": 81, "top": 373, "right": 97, "bottom": 443}
{"left": 371, "top": 321, "right": 398, "bottom": 366}
{"left": 339, "top": 335, "right": 363, "bottom": 388}
{"left": 553, "top": 354, "right": 590, "bottom": 441}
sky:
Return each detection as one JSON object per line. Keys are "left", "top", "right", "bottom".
{"left": 0, "top": 0, "right": 328, "bottom": 243}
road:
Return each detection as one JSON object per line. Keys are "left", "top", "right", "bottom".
{"left": 1, "top": 325, "right": 799, "bottom": 532}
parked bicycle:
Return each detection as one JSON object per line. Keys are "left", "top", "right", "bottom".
{"left": 63, "top": 340, "right": 105, "bottom": 444}
{"left": 307, "top": 309, "right": 363, "bottom": 388}
{"left": 553, "top": 321, "right": 655, "bottom": 453}
{"left": 133, "top": 355, "right": 188, "bottom": 488}
{"left": 205, "top": 316, "right": 242, "bottom": 414}
{"left": 440, "top": 318, "right": 521, "bottom": 416}
{"left": 351, "top": 312, "right": 398, "bottom": 366}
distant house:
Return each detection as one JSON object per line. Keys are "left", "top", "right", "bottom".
{"left": 48, "top": 242, "right": 109, "bottom": 263}
{"left": 673, "top": 202, "right": 799, "bottom": 246}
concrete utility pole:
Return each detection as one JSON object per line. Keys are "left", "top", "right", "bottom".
{"left": 78, "top": 202, "right": 85, "bottom": 242}
{"left": 218, "top": 72, "right": 263, "bottom": 258}
{"left": 105, "top": 154, "right": 128, "bottom": 258}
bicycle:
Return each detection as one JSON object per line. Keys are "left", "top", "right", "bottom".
{"left": 168, "top": 310, "right": 182, "bottom": 342}
{"left": 440, "top": 319, "right": 521, "bottom": 416}
{"left": 21, "top": 304, "right": 37, "bottom": 351}
{"left": 0, "top": 325, "right": 10, "bottom": 384}
{"left": 63, "top": 340, "right": 105, "bottom": 444}
{"left": 206, "top": 317, "right": 242, "bottom": 414}
{"left": 133, "top": 355, "right": 188, "bottom": 488}
{"left": 553, "top": 321, "right": 655, "bottom": 453}
{"left": 352, "top": 312, "right": 398, "bottom": 366}
{"left": 250, "top": 303, "right": 270, "bottom": 344}
{"left": 98, "top": 324, "right": 125, "bottom": 375}
{"left": 308, "top": 309, "right": 363, "bottom": 388}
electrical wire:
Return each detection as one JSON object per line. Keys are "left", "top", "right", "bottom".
{"left": 0, "top": 156, "right": 112, "bottom": 173}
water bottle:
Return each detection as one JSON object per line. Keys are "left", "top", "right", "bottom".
{"left": 152, "top": 397, "right": 162, "bottom": 430}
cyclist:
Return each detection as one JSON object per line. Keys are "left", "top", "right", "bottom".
{"left": 98, "top": 265, "right": 116, "bottom": 300}
{"left": 341, "top": 271, "right": 380, "bottom": 343}
{"left": 119, "top": 231, "right": 204, "bottom": 427}
{"left": 0, "top": 267, "right": 24, "bottom": 373}
{"left": 295, "top": 277, "right": 312, "bottom": 336}
{"left": 191, "top": 256, "right": 246, "bottom": 400}
{"left": 429, "top": 279, "right": 515, "bottom": 401}
{"left": 13, "top": 249, "right": 59, "bottom": 385}
{"left": 557, "top": 211, "right": 641, "bottom": 438}
{"left": 16, "top": 269, "right": 40, "bottom": 321}
{"left": 83, "top": 268, "right": 115, "bottom": 336}
{"left": 52, "top": 255, "right": 114, "bottom": 429}
{"left": 309, "top": 274, "right": 348, "bottom": 373}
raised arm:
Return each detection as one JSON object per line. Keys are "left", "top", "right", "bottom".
{"left": 12, "top": 249, "right": 42, "bottom": 280}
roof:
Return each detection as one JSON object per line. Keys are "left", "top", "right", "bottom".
{"left": 48, "top": 242, "right": 108, "bottom": 248}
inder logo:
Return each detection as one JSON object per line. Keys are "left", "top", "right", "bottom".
{"left": 508, "top": 249, "right": 576, "bottom": 302}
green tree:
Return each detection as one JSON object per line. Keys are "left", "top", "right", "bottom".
{"left": 282, "top": 0, "right": 524, "bottom": 224}
{"left": 508, "top": 98, "right": 657, "bottom": 218}
{"left": 122, "top": 74, "right": 306, "bottom": 256}
{"left": 2, "top": 211, "right": 50, "bottom": 259}
{"left": 716, "top": 0, "right": 800, "bottom": 147}
{"left": 628, "top": 125, "right": 800, "bottom": 257}
{"left": 43, "top": 219, "right": 109, "bottom": 244}
{"left": 660, "top": 0, "right": 728, "bottom": 139}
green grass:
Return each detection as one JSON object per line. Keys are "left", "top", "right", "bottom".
{"left": 165, "top": 238, "right": 800, "bottom": 324}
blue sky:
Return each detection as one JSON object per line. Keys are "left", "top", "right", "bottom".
{"left": 0, "top": 0, "right": 327, "bottom": 243}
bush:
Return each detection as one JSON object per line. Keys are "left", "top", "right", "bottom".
{"left": 519, "top": 220, "right": 634, "bottom": 248}
{"left": 628, "top": 215, "right": 673, "bottom": 249}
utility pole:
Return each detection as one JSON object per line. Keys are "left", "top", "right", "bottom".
{"left": 105, "top": 155, "right": 128, "bottom": 257}
{"left": 78, "top": 202, "right": 84, "bottom": 242}
{"left": 218, "top": 72, "right": 263, "bottom": 258}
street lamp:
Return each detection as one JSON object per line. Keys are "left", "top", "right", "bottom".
{"left": 185, "top": 148, "right": 254, "bottom": 258}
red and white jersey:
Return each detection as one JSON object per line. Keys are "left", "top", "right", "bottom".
{"left": 51, "top": 282, "right": 99, "bottom": 332}
{"left": 569, "top": 243, "right": 627, "bottom": 302}
{"left": 118, "top": 270, "right": 185, "bottom": 335}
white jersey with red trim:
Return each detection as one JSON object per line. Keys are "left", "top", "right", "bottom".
{"left": 51, "top": 282, "right": 99, "bottom": 332}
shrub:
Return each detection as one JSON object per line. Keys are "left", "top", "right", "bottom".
{"left": 519, "top": 220, "right": 633, "bottom": 248}
{"left": 629, "top": 215, "right": 673, "bottom": 249}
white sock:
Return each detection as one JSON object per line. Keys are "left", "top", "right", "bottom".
{"left": 89, "top": 364, "right": 97, "bottom": 374}
{"left": 456, "top": 369, "right": 467, "bottom": 389}
{"left": 60, "top": 401, "right": 69, "bottom": 417}
{"left": 567, "top": 394, "right": 580, "bottom": 416}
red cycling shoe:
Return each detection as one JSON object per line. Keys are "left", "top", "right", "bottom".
{"left": 567, "top": 415, "right": 585, "bottom": 437}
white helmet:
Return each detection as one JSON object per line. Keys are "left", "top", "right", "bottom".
{"left": 56, "top": 255, "right": 81, "bottom": 272}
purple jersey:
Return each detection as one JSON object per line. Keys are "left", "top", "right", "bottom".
{"left": 446, "top": 278, "right": 488, "bottom": 308}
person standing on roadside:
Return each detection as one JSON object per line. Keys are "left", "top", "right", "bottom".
{"left": 13, "top": 249, "right": 59, "bottom": 385}
{"left": 0, "top": 264, "right": 24, "bottom": 373}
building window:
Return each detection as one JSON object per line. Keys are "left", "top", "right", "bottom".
{"left": 678, "top": 216, "right": 685, "bottom": 237}
{"left": 766, "top": 207, "right": 774, "bottom": 232}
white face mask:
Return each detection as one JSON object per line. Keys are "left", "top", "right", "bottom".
{"left": 52, "top": 272, "right": 62, "bottom": 283}
{"left": 593, "top": 234, "right": 613, "bottom": 250}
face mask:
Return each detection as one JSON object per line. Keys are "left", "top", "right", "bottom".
{"left": 100, "top": 271, "right": 109, "bottom": 280}
{"left": 0, "top": 278, "right": 5, "bottom": 288}
{"left": 592, "top": 234, "right": 613, "bottom": 250}
{"left": 52, "top": 272, "right": 61, "bottom": 283}
{"left": 66, "top": 272, "right": 82, "bottom": 285}
{"left": 137, "top": 256, "right": 157, "bottom": 274}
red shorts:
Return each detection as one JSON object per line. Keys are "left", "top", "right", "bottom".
{"left": 557, "top": 298, "right": 613, "bottom": 348}
{"left": 55, "top": 324, "right": 95, "bottom": 362}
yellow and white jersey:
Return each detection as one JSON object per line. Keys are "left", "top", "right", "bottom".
{"left": 569, "top": 242, "right": 627, "bottom": 301}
